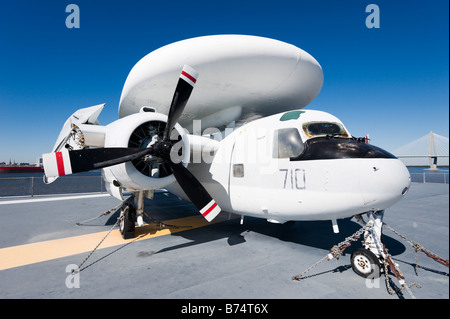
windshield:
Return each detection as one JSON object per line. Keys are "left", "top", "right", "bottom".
{"left": 303, "top": 122, "right": 349, "bottom": 138}
{"left": 273, "top": 128, "right": 305, "bottom": 158}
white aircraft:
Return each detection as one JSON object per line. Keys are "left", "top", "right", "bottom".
{"left": 42, "top": 35, "right": 411, "bottom": 278}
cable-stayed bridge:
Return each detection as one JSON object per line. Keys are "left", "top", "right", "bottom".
{"left": 393, "top": 131, "right": 449, "bottom": 169}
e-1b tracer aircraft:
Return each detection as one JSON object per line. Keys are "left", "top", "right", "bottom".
{"left": 42, "top": 35, "right": 411, "bottom": 278}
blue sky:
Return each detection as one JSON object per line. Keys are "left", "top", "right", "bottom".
{"left": 0, "top": 0, "right": 448, "bottom": 163}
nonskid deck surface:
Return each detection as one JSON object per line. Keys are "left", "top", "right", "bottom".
{"left": 0, "top": 183, "right": 448, "bottom": 300}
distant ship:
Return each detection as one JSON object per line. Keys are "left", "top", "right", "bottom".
{"left": 0, "top": 165, "right": 44, "bottom": 174}
{"left": 0, "top": 159, "right": 44, "bottom": 174}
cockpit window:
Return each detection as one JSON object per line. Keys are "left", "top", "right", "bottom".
{"left": 303, "top": 122, "right": 349, "bottom": 138}
{"left": 273, "top": 128, "right": 304, "bottom": 158}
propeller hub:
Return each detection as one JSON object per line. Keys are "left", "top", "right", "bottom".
{"left": 153, "top": 141, "right": 173, "bottom": 160}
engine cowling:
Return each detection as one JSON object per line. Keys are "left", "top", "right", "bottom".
{"left": 102, "top": 111, "right": 190, "bottom": 198}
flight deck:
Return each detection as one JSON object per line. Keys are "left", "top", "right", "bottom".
{"left": 0, "top": 183, "right": 448, "bottom": 301}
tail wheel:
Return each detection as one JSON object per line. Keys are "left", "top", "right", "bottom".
{"left": 350, "top": 248, "right": 381, "bottom": 278}
{"left": 119, "top": 205, "right": 136, "bottom": 239}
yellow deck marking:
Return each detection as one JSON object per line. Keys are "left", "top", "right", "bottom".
{"left": 0, "top": 214, "right": 233, "bottom": 271}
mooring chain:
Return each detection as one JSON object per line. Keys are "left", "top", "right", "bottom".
{"left": 383, "top": 223, "right": 449, "bottom": 271}
{"left": 73, "top": 212, "right": 125, "bottom": 274}
{"left": 328, "top": 225, "right": 369, "bottom": 260}
{"left": 142, "top": 211, "right": 192, "bottom": 230}
{"left": 75, "top": 202, "right": 123, "bottom": 226}
{"left": 384, "top": 264, "right": 422, "bottom": 299}
{"left": 75, "top": 196, "right": 133, "bottom": 226}
{"left": 292, "top": 255, "right": 329, "bottom": 281}
{"left": 381, "top": 245, "right": 422, "bottom": 299}
{"left": 293, "top": 217, "right": 446, "bottom": 298}
{"left": 72, "top": 197, "right": 134, "bottom": 273}
{"left": 292, "top": 224, "right": 371, "bottom": 281}
{"left": 72, "top": 196, "right": 194, "bottom": 274}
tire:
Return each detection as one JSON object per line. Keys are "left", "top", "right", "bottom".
{"left": 350, "top": 248, "right": 381, "bottom": 278}
{"left": 119, "top": 205, "right": 136, "bottom": 239}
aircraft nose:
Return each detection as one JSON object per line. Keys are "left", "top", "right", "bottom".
{"left": 359, "top": 158, "right": 411, "bottom": 211}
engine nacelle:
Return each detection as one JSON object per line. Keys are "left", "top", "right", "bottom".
{"left": 101, "top": 111, "right": 190, "bottom": 198}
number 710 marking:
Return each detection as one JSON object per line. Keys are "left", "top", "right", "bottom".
{"left": 280, "top": 168, "right": 305, "bottom": 189}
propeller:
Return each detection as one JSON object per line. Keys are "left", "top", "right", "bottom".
{"left": 42, "top": 65, "right": 221, "bottom": 222}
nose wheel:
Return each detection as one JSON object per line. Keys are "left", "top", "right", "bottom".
{"left": 350, "top": 248, "right": 381, "bottom": 278}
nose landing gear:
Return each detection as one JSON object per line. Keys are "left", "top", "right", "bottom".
{"left": 350, "top": 210, "right": 385, "bottom": 278}
{"left": 351, "top": 247, "right": 381, "bottom": 278}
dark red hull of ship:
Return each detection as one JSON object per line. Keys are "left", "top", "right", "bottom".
{"left": 0, "top": 167, "right": 44, "bottom": 174}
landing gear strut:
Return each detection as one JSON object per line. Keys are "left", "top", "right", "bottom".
{"left": 350, "top": 210, "right": 385, "bottom": 278}
{"left": 118, "top": 191, "right": 150, "bottom": 239}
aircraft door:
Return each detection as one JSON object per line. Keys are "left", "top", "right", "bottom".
{"left": 228, "top": 129, "right": 248, "bottom": 211}
{"left": 228, "top": 126, "right": 282, "bottom": 214}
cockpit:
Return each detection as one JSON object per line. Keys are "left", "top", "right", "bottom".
{"left": 274, "top": 128, "right": 304, "bottom": 159}
{"left": 273, "top": 115, "right": 395, "bottom": 161}
{"left": 274, "top": 121, "right": 350, "bottom": 159}
{"left": 302, "top": 122, "right": 350, "bottom": 139}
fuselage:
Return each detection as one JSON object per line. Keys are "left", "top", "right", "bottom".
{"left": 166, "top": 110, "right": 411, "bottom": 222}
{"left": 43, "top": 35, "right": 411, "bottom": 225}
{"left": 116, "top": 35, "right": 410, "bottom": 222}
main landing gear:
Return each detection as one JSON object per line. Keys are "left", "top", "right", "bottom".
{"left": 118, "top": 191, "right": 148, "bottom": 239}
{"left": 119, "top": 204, "right": 136, "bottom": 239}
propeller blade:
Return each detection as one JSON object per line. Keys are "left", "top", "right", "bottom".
{"left": 155, "top": 65, "right": 221, "bottom": 221}
{"left": 42, "top": 147, "right": 153, "bottom": 177}
{"left": 167, "top": 161, "right": 221, "bottom": 222}
{"left": 42, "top": 66, "right": 198, "bottom": 179}
{"left": 42, "top": 64, "right": 220, "bottom": 222}
{"left": 163, "top": 65, "right": 199, "bottom": 141}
